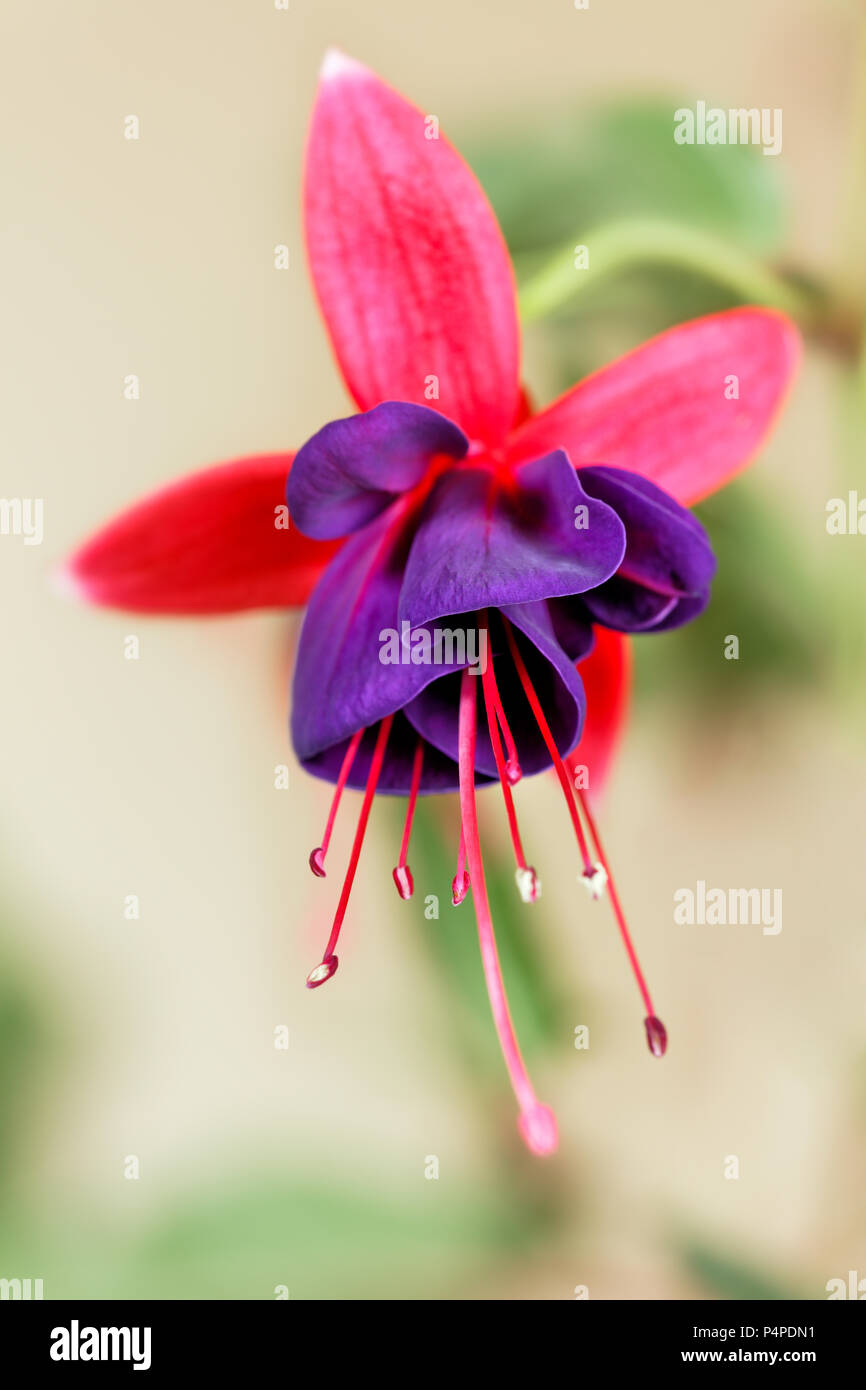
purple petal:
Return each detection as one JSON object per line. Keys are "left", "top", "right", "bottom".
{"left": 398, "top": 451, "right": 626, "bottom": 628}
{"left": 579, "top": 465, "right": 715, "bottom": 594}
{"left": 547, "top": 598, "right": 597, "bottom": 662}
{"left": 403, "top": 601, "right": 587, "bottom": 779}
{"left": 300, "top": 710, "right": 477, "bottom": 795}
{"left": 578, "top": 579, "right": 681, "bottom": 632}
{"left": 577, "top": 465, "right": 715, "bottom": 632}
{"left": 287, "top": 401, "right": 468, "bottom": 539}
{"left": 291, "top": 502, "right": 474, "bottom": 769}
{"left": 650, "top": 591, "right": 711, "bottom": 631}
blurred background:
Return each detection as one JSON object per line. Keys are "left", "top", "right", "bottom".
{"left": 1, "top": 0, "right": 865, "bottom": 1299}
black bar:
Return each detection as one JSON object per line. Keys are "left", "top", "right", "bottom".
{"left": 1, "top": 1297, "right": 861, "bottom": 1375}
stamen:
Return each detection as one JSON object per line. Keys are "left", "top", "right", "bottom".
{"left": 457, "top": 666, "right": 558, "bottom": 1156}
{"left": 576, "top": 788, "right": 667, "bottom": 1057}
{"left": 308, "top": 727, "right": 364, "bottom": 877}
{"left": 306, "top": 714, "right": 393, "bottom": 988}
{"left": 503, "top": 620, "right": 595, "bottom": 876}
{"left": 482, "top": 638, "right": 522, "bottom": 783}
{"left": 579, "top": 863, "right": 609, "bottom": 900}
{"left": 451, "top": 826, "right": 469, "bottom": 905}
{"left": 644, "top": 1016, "right": 668, "bottom": 1058}
{"left": 515, "top": 866, "right": 541, "bottom": 904}
{"left": 479, "top": 639, "right": 539, "bottom": 903}
{"left": 306, "top": 957, "right": 338, "bottom": 989}
{"left": 392, "top": 738, "right": 424, "bottom": 899}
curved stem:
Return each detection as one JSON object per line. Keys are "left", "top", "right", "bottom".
{"left": 518, "top": 216, "right": 826, "bottom": 331}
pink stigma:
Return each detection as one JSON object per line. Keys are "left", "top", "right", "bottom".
{"left": 457, "top": 665, "right": 558, "bottom": 1157}
{"left": 518, "top": 1103, "right": 559, "bottom": 1157}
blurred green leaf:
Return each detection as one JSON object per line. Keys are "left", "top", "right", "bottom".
{"left": 403, "top": 800, "right": 571, "bottom": 1085}
{"left": 0, "top": 1176, "right": 544, "bottom": 1300}
{"left": 0, "top": 934, "right": 52, "bottom": 1197}
{"left": 468, "top": 98, "right": 787, "bottom": 259}
{"left": 524, "top": 262, "right": 744, "bottom": 393}
{"left": 633, "top": 478, "right": 826, "bottom": 704}
{"left": 529, "top": 264, "right": 743, "bottom": 393}
{"left": 680, "top": 1238, "right": 806, "bottom": 1301}
{"left": 134, "top": 1178, "right": 538, "bottom": 1299}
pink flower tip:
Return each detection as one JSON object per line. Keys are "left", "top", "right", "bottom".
{"left": 51, "top": 561, "right": 89, "bottom": 603}
{"left": 319, "top": 48, "right": 366, "bottom": 83}
{"left": 308, "top": 847, "right": 326, "bottom": 878}
{"left": 518, "top": 1103, "right": 559, "bottom": 1156}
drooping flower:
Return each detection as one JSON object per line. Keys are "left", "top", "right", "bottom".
{"left": 63, "top": 50, "right": 800, "bottom": 1155}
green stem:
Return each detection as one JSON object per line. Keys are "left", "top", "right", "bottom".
{"left": 518, "top": 217, "right": 822, "bottom": 331}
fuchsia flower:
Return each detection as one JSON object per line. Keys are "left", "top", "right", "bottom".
{"left": 64, "top": 51, "right": 800, "bottom": 1156}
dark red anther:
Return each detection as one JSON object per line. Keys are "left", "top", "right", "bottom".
{"left": 391, "top": 738, "right": 423, "bottom": 902}
{"left": 307, "top": 727, "right": 365, "bottom": 878}
{"left": 392, "top": 864, "right": 414, "bottom": 899}
{"left": 306, "top": 715, "right": 393, "bottom": 981}
{"left": 451, "top": 871, "right": 470, "bottom": 906}
{"left": 644, "top": 1015, "right": 667, "bottom": 1058}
